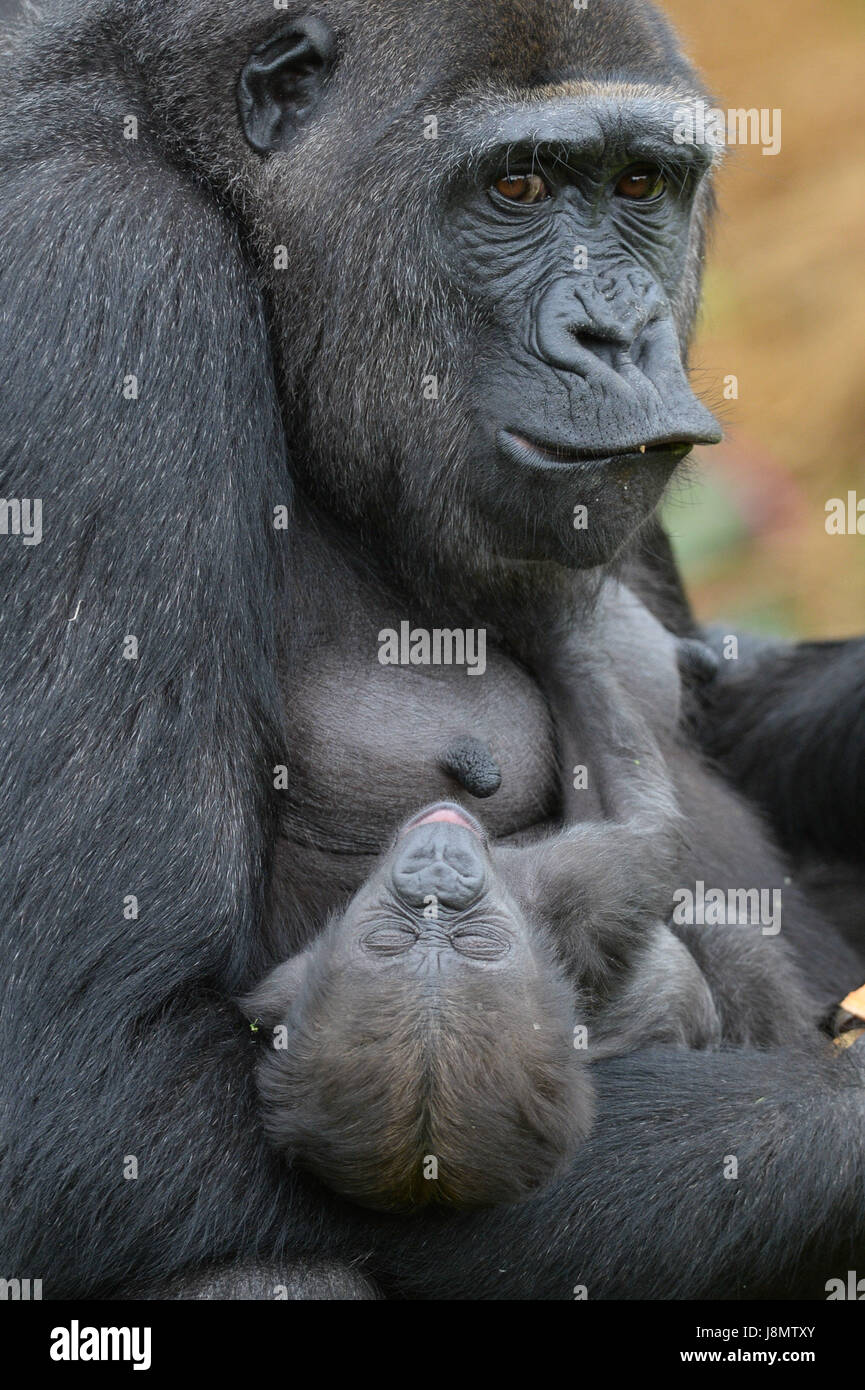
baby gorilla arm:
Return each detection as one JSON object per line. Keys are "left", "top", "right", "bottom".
{"left": 493, "top": 690, "right": 722, "bottom": 1055}
{"left": 510, "top": 599, "right": 691, "bottom": 1013}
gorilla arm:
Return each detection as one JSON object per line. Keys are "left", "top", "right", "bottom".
{"left": 698, "top": 635, "right": 865, "bottom": 865}
{"left": 138, "top": 1034, "right": 865, "bottom": 1299}
{"left": 624, "top": 520, "right": 865, "bottom": 868}
{"left": 364, "top": 1038, "right": 865, "bottom": 1299}
{"left": 0, "top": 53, "right": 288, "bottom": 1293}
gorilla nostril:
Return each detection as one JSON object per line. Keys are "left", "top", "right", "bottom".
{"left": 391, "top": 860, "right": 486, "bottom": 909}
{"left": 390, "top": 823, "right": 486, "bottom": 909}
{"left": 569, "top": 333, "right": 625, "bottom": 368}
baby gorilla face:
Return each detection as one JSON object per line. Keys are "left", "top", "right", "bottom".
{"left": 367, "top": 804, "right": 514, "bottom": 969}
{"left": 243, "top": 803, "right": 592, "bottom": 1211}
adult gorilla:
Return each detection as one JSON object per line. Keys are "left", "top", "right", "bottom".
{"left": 0, "top": 0, "right": 863, "bottom": 1300}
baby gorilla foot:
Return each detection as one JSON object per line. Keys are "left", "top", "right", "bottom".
{"left": 241, "top": 802, "right": 592, "bottom": 1211}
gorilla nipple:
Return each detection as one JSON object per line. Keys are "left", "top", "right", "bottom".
{"left": 439, "top": 736, "right": 502, "bottom": 798}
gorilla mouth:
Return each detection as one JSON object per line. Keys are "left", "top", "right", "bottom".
{"left": 401, "top": 802, "right": 484, "bottom": 838}
{"left": 499, "top": 430, "right": 695, "bottom": 469}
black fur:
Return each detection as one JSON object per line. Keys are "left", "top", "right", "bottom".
{"left": 0, "top": 0, "right": 863, "bottom": 1300}
{"left": 700, "top": 635, "right": 865, "bottom": 862}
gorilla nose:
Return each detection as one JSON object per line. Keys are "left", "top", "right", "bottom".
{"left": 391, "top": 821, "right": 486, "bottom": 909}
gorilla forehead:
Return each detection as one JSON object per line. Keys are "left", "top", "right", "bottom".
{"left": 132, "top": 0, "right": 702, "bottom": 112}
{"left": 103, "top": 0, "right": 713, "bottom": 208}
{"left": 331, "top": 0, "right": 697, "bottom": 86}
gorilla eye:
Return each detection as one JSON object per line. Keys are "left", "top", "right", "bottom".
{"left": 614, "top": 165, "right": 667, "bottom": 201}
{"left": 493, "top": 173, "right": 550, "bottom": 204}
{"left": 450, "top": 927, "right": 511, "bottom": 960}
{"left": 362, "top": 925, "right": 418, "bottom": 956}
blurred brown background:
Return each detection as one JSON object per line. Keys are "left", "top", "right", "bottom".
{"left": 661, "top": 0, "right": 865, "bottom": 637}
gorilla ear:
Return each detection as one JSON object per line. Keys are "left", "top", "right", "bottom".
{"left": 237, "top": 18, "right": 336, "bottom": 153}
{"left": 238, "top": 952, "right": 312, "bottom": 1025}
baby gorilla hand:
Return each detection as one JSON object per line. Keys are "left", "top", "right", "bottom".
{"left": 241, "top": 802, "right": 592, "bottom": 1211}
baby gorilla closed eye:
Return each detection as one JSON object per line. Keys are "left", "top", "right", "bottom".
{"left": 242, "top": 803, "right": 595, "bottom": 1211}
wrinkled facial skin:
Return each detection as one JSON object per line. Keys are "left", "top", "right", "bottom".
{"left": 242, "top": 804, "right": 592, "bottom": 1212}
{"left": 218, "top": 0, "right": 722, "bottom": 576}
{"left": 448, "top": 101, "right": 721, "bottom": 565}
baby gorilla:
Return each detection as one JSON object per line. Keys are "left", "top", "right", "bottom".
{"left": 243, "top": 800, "right": 716, "bottom": 1211}
{"left": 243, "top": 584, "right": 806, "bottom": 1211}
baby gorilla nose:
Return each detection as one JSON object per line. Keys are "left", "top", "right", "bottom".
{"left": 390, "top": 819, "right": 487, "bottom": 909}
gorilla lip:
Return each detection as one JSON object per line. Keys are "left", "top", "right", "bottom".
{"left": 401, "top": 803, "right": 484, "bottom": 838}
{"left": 498, "top": 430, "right": 695, "bottom": 470}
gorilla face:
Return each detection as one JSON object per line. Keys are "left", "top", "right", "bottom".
{"left": 243, "top": 803, "right": 591, "bottom": 1211}
{"left": 316, "top": 803, "right": 533, "bottom": 982}
{"left": 228, "top": 0, "right": 721, "bottom": 575}
{"left": 448, "top": 102, "right": 722, "bottom": 566}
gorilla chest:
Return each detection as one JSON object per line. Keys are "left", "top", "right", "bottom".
{"left": 280, "top": 641, "right": 571, "bottom": 855}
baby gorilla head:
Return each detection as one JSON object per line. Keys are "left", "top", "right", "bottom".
{"left": 242, "top": 802, "right": 592, "bottom": 1211}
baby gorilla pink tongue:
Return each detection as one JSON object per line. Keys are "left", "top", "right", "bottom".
{"left": 390, "top": 803, "right": 487, "bottom": 909}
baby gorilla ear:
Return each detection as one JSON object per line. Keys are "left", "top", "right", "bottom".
{"left": 237, "top": 19, "right": 336, "bottom": 153}
{"left": 239, "top": 953, "right": 311, "bottom": 1027}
